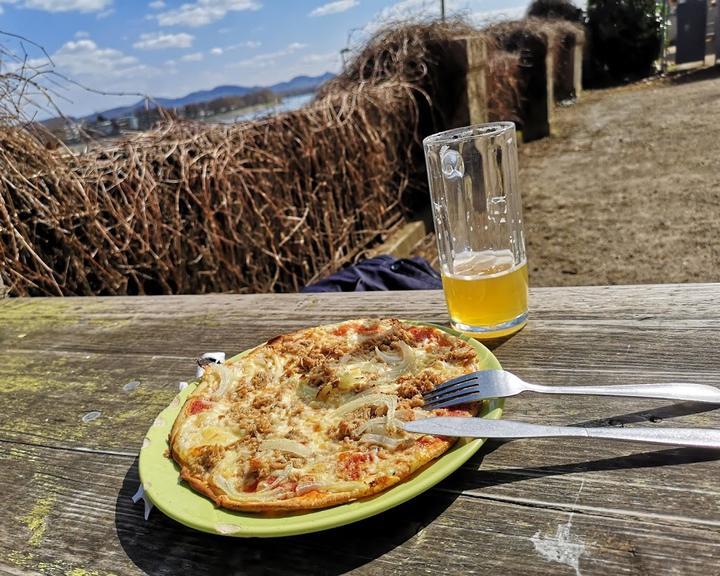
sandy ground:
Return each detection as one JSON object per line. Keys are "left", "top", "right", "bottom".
{"left": 419, "top": 69, "right": 720, "bottom": 287}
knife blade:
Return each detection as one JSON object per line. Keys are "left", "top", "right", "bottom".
{"left": 401, "top": 417, "right": 720, "bottom": 448}
{"left": 402, "top": 417, "right": 572, "bottom": 438}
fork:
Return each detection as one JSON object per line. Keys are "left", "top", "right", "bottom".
{"left": 422, "top": 369, "right": 720, "bottom": 409}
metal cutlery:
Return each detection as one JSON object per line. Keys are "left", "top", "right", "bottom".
{"left": 402, "top": 417, "right": 720, "bottom": 449}
{"left": 422, "top": 369, "right": 720, "bottom": 410}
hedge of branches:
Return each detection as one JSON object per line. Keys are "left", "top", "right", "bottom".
{"left": 486, "top": 17, "right": 584, "bottom": 62}
{"left": 0, "top": 19, "right": 584, "bottom": 296}
{"left": 321, "top": 20, "right": 523, "bottom": 124}
{"left": 1, "top": 84, "right": 419, "bottom": 295}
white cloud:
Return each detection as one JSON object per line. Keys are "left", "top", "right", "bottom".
{"left": 74, "top": 30, "right": 90, "bottom": 39}
{"left": 133, "top": 32, "right": 194, "bottom": 50}
{"left": 361, "top": 0, "right": 530, "bottom": 37}
{"left": 208, "top": 40, "right": 261, "bottom": 56}
{"left": 0, "top": 0, "right": 112, "bottom": 12}
{"left": 231, "top": 42, "right": 306, "bottom": 68}
{"left": 302, "top": 51, "right": 340, "bottom": 64}
{"left": 469, "top": 5, "right": 526, "bottom": 26}
{"left": 363, "top": 0, "right": 434, "bottom": 32}
{"left": 180, "top": 51, "right": 204, "bottom": 62}
{"left": 234, "top": 40, "right": 261, "bottom": 49}
{"left": 309, "top": 0, "right": 358, "bottom": 17}
{"left": 0, "top": 0, "right": 113, "bottom": 13}
{"left": 52, "top": 39, "right": 148, "bottom": 77}
{"left": 148, "top": 0, "right": 164, "bottom": 8}
{"left": 155, "top": 0, "right": 262, "bottom": 27}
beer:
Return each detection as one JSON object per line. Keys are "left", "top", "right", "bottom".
{"left": 424, "top": 122, "right": 527, "bottom": 339}
{"left": 441, "top": 249, "right": 528, "bottom": 339}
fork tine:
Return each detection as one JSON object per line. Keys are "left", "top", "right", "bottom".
{"left": 423, "top": 384, "right": 481, "bottom": 407}
{"left": 423, "top": 383, "right": 482, "bottom": 407}
{"left": 423, "top": 391, "right": 486, "bottom": 410}
{"left": 422, "top": 372, "right": 479, "bottom": 401}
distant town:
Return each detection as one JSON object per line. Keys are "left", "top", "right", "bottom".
{"left": 40, "top": 72, "right": 334, "bottom": 147}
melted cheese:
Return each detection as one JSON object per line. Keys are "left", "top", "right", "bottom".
{"left": 173, "top": 319, "right": 480, "bottom": 507}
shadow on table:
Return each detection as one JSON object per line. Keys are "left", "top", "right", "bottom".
{"left": 115, "top": 453, "right": 473, "bottom": 576}
{"left": 461, "top": 401, "right": 720, "bottom": 487}
{"left": 571, "top": 401, "right": 720, "bottom": 429}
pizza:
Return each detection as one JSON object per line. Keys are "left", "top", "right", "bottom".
{"left": 169, "top": 318, "right": 483, "bottom": 512}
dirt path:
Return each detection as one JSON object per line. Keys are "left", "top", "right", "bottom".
{"left": 418, "top": 69, "right": 720, "bottom": 287}
{"left": 520, "top": 70, "right": 720, "bottom": 287}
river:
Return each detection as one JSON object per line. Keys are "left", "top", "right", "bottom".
{"left": 209, "top": 93, "right": 315, "bottom": 124}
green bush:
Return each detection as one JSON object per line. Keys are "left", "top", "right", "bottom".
{"left": 587, "top": 0, "right": 662, "bottom": 83}
{"left": 527, "top": 0, "right": 583, "bottom": 22}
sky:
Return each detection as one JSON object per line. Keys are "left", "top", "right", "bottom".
{"left": 0, "top": 0, "right": 529, "bottom": 118}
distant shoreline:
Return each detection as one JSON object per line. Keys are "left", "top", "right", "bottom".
{"left": 203, "top": 97, "right": 283, "bottom": 123}
{"left": 207, "top": 92, "right": 316, "bottom": 125}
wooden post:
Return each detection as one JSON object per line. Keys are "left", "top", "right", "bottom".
{"left": 515, "top": 35, "right": 552, "bottom": 141}
{"left": 554, "top": 31, "right": 584, "bottom": 102}
{"left": 716, "top": 0, "right": 720, "bottom": 59}
{"left": 573, "top": 36, "right": 583, "bottom": 99}
{"left": 545, "top": 37, "right": 555, "bottom": 130}
{"left": 442, "top": 35, "right": 489, "bottom": 129}
{"left": 464, "top": 35, "right": 489, "bottom": 125}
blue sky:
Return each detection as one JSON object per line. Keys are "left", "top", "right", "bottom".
{"left": 0, "top": 0, "right": 528, "bottom": 117}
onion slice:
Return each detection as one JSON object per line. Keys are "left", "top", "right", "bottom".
{"left": 359, "top": 433, "right": 406, "bottom": 450}
{"left": 354, "top": 416, "right": 405, "bottom": 436}
{"left": 258, "top": 438, "right": 312, "bottom": 458}
{"left": 295, "top": 481, "right": 323, "bottom": 495}
{"left": 212, "top": 474, "right": 287, "bottom": 500}
{"left": 321, "top": 480, "right": 368, "bottom": 493}
{"left": 211, "top": 364, "right": 241, "bottom": 398}
{"left": 296, "top": 480, "right": 367, "bottom": 494}
{"left": 334, "top": 393, "right": 397, "bottom": 417}
{"left": 375, "top": 346, "right": 402, "bottom": 364}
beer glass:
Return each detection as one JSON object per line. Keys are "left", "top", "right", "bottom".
{"left": 423, "top": 122, "right": 528, "bottom": 339}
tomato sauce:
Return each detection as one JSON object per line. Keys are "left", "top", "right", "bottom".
{"left": 338, "top": 451, "right": 370, "bottom": 480}
{"left": 188, "top": 398, "right": 211, "bottom": 415}
{"left": 356, "top": 324, "right": 380, "bottom": 335}
{"left": 333, "top": 324, "right": 351, "bottom": 336}
{"left": 408, "top": 326, "right": 451, "bottom": 346}
{"left": 417, "top": 436, "right": 439, "bottom": 448}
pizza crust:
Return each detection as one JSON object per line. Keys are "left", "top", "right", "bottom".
{"left": 168, "top": 319, "right": 482, "bottom": 512}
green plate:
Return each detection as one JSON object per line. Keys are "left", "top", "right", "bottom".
{"left": 138, "top": 323, "right": 503, "bottom": 538}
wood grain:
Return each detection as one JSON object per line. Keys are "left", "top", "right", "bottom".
{"left": 2, "top": 284, "right": 720, "bottom": 575}
{"left": 2, "top": 442, "right": 720, "bottom": 576}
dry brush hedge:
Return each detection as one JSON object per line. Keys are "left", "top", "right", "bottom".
{"left": 0, "top": 83, "right": 420, "bottom": 296}
{"left": 322, "top": 20, "right": 523, "bottom": 125}
{"left": 0, "top": 19, "right": 585, "bottom": 297}
{"left": 486, "top": 17, "right": 584, "bottom": 97}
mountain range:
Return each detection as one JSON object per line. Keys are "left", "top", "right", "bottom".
{"left": 82, "top": 72, "right": 335, "bottom": 121}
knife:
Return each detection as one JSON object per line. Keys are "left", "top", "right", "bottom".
{"left": 402, "top": 417, "right": 720, "bottom": 449}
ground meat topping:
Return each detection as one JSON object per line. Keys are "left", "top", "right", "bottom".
{"left": 396, "top": 369, "right": 443, "bottom": 399}
{"left": 439, "top": 342, "right": 477, "bottom": 365}
{"left": 194, "top": 445, "right": 224, "bottom": 472}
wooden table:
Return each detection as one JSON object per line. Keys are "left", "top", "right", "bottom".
{"left": 2, "top": 284, "right": 719, "bottom": 575}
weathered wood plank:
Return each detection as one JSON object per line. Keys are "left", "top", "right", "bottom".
{"left": 2, "top": 285, "right": 719, "bottom": 454}
{"left": 0, "top": 349, "right": 187, "bottom": 453}
{"left": 2, "top": 443, "right": 720, "bottom": 576}
{"left": 2, "top": 343, "right": 719, "bottom": 457}
{"left": 2, "top": 285, "right": 719, "bottom": 360}
{"left": 2, "top": 370, "right": 719, "bottom": 529}
{"left": 2, "top": 284, "right": 720, "bottom": 575}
